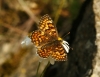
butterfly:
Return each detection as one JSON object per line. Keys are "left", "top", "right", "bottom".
{"left": 30, "top": 14, "right": 69, "bottom": 61}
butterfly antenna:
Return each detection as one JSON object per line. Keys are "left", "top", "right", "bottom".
{"left": 63, "top": 32, "right": 70, "bottom": 39}
{"left": 62, "top": 32, "right": 73, "bottom": 50}
{"left": 70, "top": 47, "right": 73, "bottom": 50}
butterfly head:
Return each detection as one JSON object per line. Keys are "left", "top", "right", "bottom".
{"left": 58, "top": 37, "right": 63, "bottom": 41}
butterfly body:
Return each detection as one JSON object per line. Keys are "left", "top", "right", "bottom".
{"left": 31, "top": 14, "right": 69, "bottom": 61}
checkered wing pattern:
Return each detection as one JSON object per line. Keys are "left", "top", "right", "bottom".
{"left": 37, "top": 41, "right": 67, "bottom": 61}
{"left": 31, "top": 30, "right": 51, "bottom": 47}
{"left": 30, "top": 14, "right": 68, "bottom": 61}
{"left": 39, "top": 14, "right": 58, "bottom": 39}
{"left": 31, "top": 14, "right": 58, "bottom": 47}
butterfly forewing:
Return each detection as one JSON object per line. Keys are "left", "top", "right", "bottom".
{"left": 39, "top": 14, "right": 58, "bottom": 39}
{"left": 31, "top": 14, "right": 58, "bottom": 47}
{"left": 31, "top": 30, "right": 50, "bottom": 47}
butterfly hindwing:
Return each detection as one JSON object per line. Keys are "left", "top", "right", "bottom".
{"left": 37, "top": 41, "right": 67, "bottom": 61}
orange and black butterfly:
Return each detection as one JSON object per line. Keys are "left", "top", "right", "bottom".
{"left": 30, "top": 14, "right": 69, "bottom": 61}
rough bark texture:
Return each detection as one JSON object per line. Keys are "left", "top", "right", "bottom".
{"left": 44, "top": 0, "right": 97, "bottom": 77}
{"left": 91, "top": 0, "right": 100, "bottom": 77}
